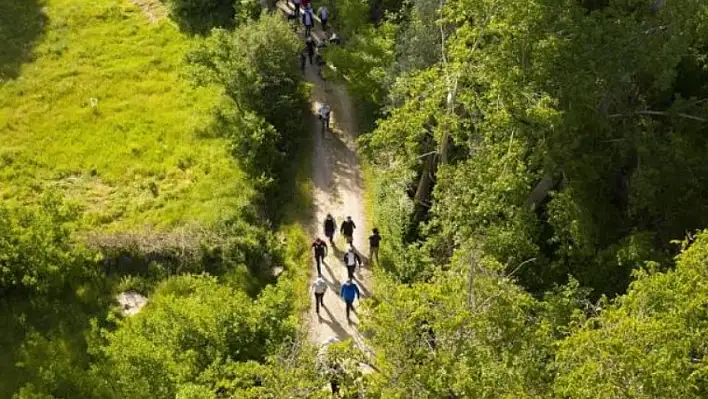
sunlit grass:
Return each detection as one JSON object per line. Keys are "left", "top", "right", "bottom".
{"left": 0, "top": 0, "right": 250, "bottom": 231}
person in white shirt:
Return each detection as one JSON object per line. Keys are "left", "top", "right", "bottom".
{"left": 318, "top": 103, "right": 331, "bottom": 134}
{"left": 311, "top": 276, "right": 328, "bottom": 314}
{"left": 343, "top": 248, "right": 362, "bottom": 279}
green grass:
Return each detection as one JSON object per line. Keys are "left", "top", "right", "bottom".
{"left": 0, "top": 0, "right": 251, "bottom": 232}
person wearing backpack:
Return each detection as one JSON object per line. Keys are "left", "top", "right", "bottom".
{"left": 311, "top": 237, "right": 328, "bottom": 277}
{"left": 340, "top": 216, "right": 356, "bottom": 247}
{"left": 339, "top": 278, "right": 361, "bottom": 323}
{"left": 343, "top": 248, "right": 362, "bottom": 280}
{"left": 302, "top": 5, "right": 314, "bottom": 36}
{"left": 323, "top": 214, "right": 336, "bottom": 244}
{"left": 318, "top": 5, "right": 329, "bottom": 30}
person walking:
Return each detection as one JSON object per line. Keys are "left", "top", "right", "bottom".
{"left": 318, "top": 103, "right": 331, "bottom": 134}
{"left": 340, "top": 216, "right": 356, "bottom": 247}
{"left": 311, "top": 275, "right": 327, "bottom": 314}
{"left": 305, "top": 37, "right": 315, "bottom": 65}
{"left": 292, "top": 0, "right": 301, "bottom": 16}
{"left": 339, "top": 278, "right": 361, "bottom": 323}
{"left": 368, "top": 228, "right": 382, "bottom": 265}
{"left": 343, "top": 248, "right": 362, "bottom": 279}
{"left": 311, "top": 237, "right": 328, "bottom": 277}
{"left": 302, "top": 5, "right": 314, "bottom": 36}
{"left": 318, "top": 5, "right": 329, "bottom": 30}
{"left": 324, "top": 214, "right": 336, "bottom": 244}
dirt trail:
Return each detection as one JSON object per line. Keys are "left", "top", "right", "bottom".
{"left": 289, "top": 16, "right": 374, "bottom": 348}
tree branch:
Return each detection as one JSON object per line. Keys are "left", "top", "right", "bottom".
{"left": 609, "top": 110, "right": 707, "bottom": 122}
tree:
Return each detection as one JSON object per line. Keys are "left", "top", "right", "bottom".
{"left": 165, "top": 0, "right": 259, "bottom": 34}
{"left": 555, "top": 231, "right": 708, "bottom": 398}
{"left": 187, "top": 15, "right": 303, "bottom": 137}
{"left": 96, "top": 275, "right": 298, "bottom": 399}
{"left": 0, "top": 193, "right": 99, "bottom": 296}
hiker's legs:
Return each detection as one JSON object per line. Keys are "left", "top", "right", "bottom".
{"left": 315, "top": 254, "right": 322, "bottom": 276}
{"left": 322, "top": 19, "right": 328, "bottom": 30}
{"left": 345, "top": 301, "right": 354, "bottom": 319}
{"left": 314, "top": 293, "right": 323, "bottom": 313}
{"left": 308, "top": 53, "right": 313, "bottom": 65}
{"left": 294, "top": 2, "right": 300, "bottom": 15}
{"left": 370, "top": 247, "right": 379, "bottom": 265}
{"left": 347, "top": 265, "right": 355, "bottom": 279}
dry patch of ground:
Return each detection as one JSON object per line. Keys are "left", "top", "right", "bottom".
{"left": 130, "top": 0, "right": 167, "bottom": 23}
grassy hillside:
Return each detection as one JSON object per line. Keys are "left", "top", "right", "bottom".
{"left": 0, "top": 0, "right": 250, "bottom": 232}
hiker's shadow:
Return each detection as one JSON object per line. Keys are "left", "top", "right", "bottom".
{"left": 1, "top": 0, "right": 48, "bottom": 81}
{"left": 320, "top": 304, "right": 350, "bottom": 341}
{"left": 322, "top": 260, "right": 341, "bottom": 287}
{"left": 354, "top": 277, "right": 371, "bottom": 297}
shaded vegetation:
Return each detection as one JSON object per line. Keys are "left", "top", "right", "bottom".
{"left": 0, "top": 0, "right": 48, "bottom": 81}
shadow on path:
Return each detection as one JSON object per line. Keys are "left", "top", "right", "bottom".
{"left": 0, "top": 0, "right": 48, "bottom": 81}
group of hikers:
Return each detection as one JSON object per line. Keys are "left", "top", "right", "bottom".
{"left": 310, "top": 214, "right": 381, "bottom": 324}
{"left": 289, "top": 0, "right": 340, "bottom": 135}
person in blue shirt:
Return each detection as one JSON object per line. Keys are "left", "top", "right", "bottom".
{"left": 339, "top": 278, "right": 361, "bottom": 323}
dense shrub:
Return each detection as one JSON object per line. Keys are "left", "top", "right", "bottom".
{"left": 0, "top": 194, "right": 99, "bottom": 296}
{"left": 165, "top": 0, "right": 258, "bottom": 33}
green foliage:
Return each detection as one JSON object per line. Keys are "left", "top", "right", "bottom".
{"left": 325, "top": 23, "right": 395, "bottom": 118}
{"left": 0, "top": 193, "right": 99, "bottom": 296}
{"left": 187, "top": 14, "right": 309, "bottom": 219}
{"left": 96, "top": 275, "right": 296, "bottom": 398}
{"left": 363, "top": 250, "right": 558, "bottom": 398}
{"left": 164, "top": 0, "right": 259, "bottom": 34}
{"left": 0, "top": 0, "right": 249, "bottom": 232}
{"left": 356, "top": 0, "right": 708, "bottom": 298}
{"left": 187, "top": 16, "right": 303, "bottom": 133}
{"left": 555, "top": 231, "right": 708, "bottom": 398}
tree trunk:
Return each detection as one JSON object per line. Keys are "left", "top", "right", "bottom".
{"left": 411, "top": 151, "right": 438, "bottom": 228}
{"left": 524, "top": 172, "right": 558, "bottom": 210}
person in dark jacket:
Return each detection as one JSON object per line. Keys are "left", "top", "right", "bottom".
{"left": 311, "top": 237, "right": 328, "bottom": 277}
{"left": 305, "top": 37, "right": 315, "bottom": 65}
{"left": 340, "top": 216, "right": 356, "bottom": 247}
{"left": 339, "top": 278, "right": 361, "bottom": 323}
{"left": 368, "top": 228, "right": 381, "bottom": 265}
{"left": 324, "top": 214, "right": 336, "bottom": 244}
